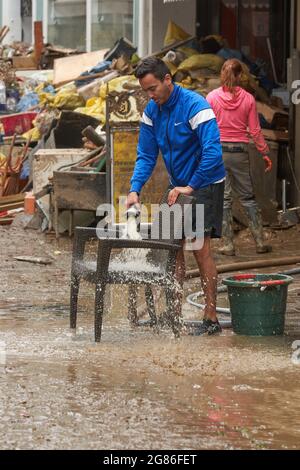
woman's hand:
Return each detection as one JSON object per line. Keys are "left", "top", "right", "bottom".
{"left": 263, "top": 156, "right": 272, "bottom": 173}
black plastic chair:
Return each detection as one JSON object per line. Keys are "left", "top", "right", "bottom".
{"left": 70, "top": 192, "right": 194, "bottom": 342}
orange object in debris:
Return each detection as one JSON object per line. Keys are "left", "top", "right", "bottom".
{"left": 24, "top": 192, "right": 36, "bottom": 215}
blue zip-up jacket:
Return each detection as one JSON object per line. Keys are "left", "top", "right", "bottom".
{"left": 130, "top": 84, "right": 225, "bottom": 193}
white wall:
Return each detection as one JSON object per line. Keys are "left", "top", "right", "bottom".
{"left": 2, "top": 0, "right": 22, "bottom": 43}
{"left": 151, "top": 0, "right": 196, "bottom": 52}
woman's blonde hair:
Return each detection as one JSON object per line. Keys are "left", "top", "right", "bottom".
{"left": 220, "top": 59, "right": 243, "bottom": 93}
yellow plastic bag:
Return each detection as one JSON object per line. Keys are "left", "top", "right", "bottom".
{"left": 53, "top": 91, "right": 85, "bottom": 110}
{"left": 75, "top": 97, "right": 105, "bottom": 122}
{"left": 164, "top": 21, "right": 190, "bottom": 46}
{"left": 106, "top": 75, "right": 140, "bottom": 93}
{"left": 75, "top": 76, "right": 141, "bottom": 123}
{"left": 38, "top": 83, "right": 85, "bottom": 110}
{"left": 162, "top": 60, "right": 178, "bottom": 76}
{"left": 177, "top": 47, "right": 198, "bottom": 58}
{"left": 178, "top": 54, "right": 225, "bottom": 73}
{"left": 22, "top": 126, "right": 41, "bottom": 142}
{"left": 0, "top": 153, "right": 6, "bottom": 167}
{"left": 38, "top": 92, "right": 56, "bottom": 107}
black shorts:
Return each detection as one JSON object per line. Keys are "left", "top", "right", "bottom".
{"left": 192, "top": 182, "right": 224, "bottom": 239}
{"left": 169, "top": 182, "right": 224, "bottom": 239}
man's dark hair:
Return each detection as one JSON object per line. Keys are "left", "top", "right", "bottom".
{"left": 135, "top": 57, "right": 171, "bottom": 81}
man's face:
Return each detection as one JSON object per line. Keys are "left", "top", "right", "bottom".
{"left": 139, "top": 73, "right": 173, "bottom": 106}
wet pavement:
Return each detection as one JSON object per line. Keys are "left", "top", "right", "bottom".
{"left": 0, "top": 224, "right": 300, "bottom": 449}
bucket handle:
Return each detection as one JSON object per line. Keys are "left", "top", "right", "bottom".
{"left": 259, "top": 280, "right": 287, "bottom": 287}
{"left": 232, "top": 275, "right": 288, "bottom": 287}
{"left": 233, "top": 274, "right": 256, "bottom": 281}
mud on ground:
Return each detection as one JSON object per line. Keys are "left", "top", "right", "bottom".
{"left": 0, "top": 223, "right": 300, "bottom": 450}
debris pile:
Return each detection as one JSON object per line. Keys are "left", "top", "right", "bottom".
{"left": 0, "top": 20, "right": 290, "bottom": 229}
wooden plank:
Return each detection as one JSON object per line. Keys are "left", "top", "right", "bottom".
{"left": 34, "top": 21, "right": 44, "bottom": 65}
{"left": 142, "top": 36, "right": 196, "bottom": 61}
{"left": 0, "top": 201, "right": 24, "bottom": 212}
{"left": 14, "top": 256, "right": 53, "bottom": 265}
{"left": 46, "top": 46, "right": 78, "bottom": 54}
{"left": 0, "top": 193, "right": 25, "bottom": 204}
{"left": 12, "top": 56, "right": 37, "bottom": 70}
{"left": 0, "top": 217, "right": 13, "bottom": 226}
{"left": 0, "top": 26, "right": 10, "bottom": 44}
{"left": 53, "top": 49, "right": 109, "bottom": 86}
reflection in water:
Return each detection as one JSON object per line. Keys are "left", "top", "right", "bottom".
{"left": 0, "top": 298, "right": 299, "bottom": 450}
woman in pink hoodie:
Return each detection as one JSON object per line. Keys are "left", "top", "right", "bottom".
{"left": 207, "top": 59, "right": 272, "bottom": 256}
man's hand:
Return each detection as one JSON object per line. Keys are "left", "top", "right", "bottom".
{"left": 168, "top": 186, "right": 194, "bottom": 206}
{"left": 263, "top": 156, "right": 272, "bottom": 173}
{"left": 126, "top": 192, "right": 140, "bottom": 209}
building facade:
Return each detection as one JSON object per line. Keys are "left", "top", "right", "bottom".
{"left": 0, "top": 0, "right": 196, "bottom": 56}
{"left": 0, "top": 0, "right": 299, "bottom": 205}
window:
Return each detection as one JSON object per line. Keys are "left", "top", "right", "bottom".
{"left": 91, "top": 0, "right": 133, "bottom": 51}
{"left": 48, "top": 0, "right": 87, "bottom": 51}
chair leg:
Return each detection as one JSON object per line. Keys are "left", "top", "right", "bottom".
{"left": 70, "top": 275, "right": 80, "bottom": 329}
{"left": 145, "top": 286, "right": 158, "bottom": 326}
{"left": 95, "top": 282, "right": 106, "bottom": 342}
{"left": 128, "top": 285, "right": 138, "bottom": 326}
{"left": 166, "top": 288, "right": 182, "bottom": 338}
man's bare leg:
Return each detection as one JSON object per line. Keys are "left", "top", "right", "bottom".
{"left": 193, "top": 236, "right": 218, "bottom": 322}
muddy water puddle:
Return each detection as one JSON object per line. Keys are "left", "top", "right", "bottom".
{"left": 0, "top": 302, "right": 300, "bottom": 450}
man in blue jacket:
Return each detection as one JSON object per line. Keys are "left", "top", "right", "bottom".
{"left": 127, "top": 57, "right": 225, "bottom": 336}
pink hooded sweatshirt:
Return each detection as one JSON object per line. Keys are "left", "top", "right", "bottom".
{"left": 206, "top": 87, "right": 269, "bottom": 155}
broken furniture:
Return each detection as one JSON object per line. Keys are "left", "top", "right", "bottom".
{"left": 0, "top": 134, "right": 31, "bottom": 197}
{"left": 50, "top": 111, "right": 100, "bottom": 149}
{"left": 53, "top": 49, "right": 109, "bottom": 86}
{"left": 32, "top": 148, "right": 95, "bottom": 231}
{"left": 70, "top": 192, "right": 194, "bottom": 342}
{"left": 52, "top": 169, "right": 106, "bottom": 237}
{"left": 0, "top": 193, "right": 25, "bottom": 225}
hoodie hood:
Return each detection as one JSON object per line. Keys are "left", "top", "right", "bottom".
{"left": 213, "top": 86, "right": 246, "bottom": 111}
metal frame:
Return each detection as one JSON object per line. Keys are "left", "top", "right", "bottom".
{"left": 70, "top": 192, "right": 194, "bottom": 342}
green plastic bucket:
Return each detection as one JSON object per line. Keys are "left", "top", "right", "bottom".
{"left": 222, "top": 274, "right": 293, "bottom": 336}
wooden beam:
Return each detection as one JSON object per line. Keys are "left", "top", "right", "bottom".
{"left": 0, "top": 193, "right": 25, "bottom": 204}
{"left": 34, "top": 21, "right": 44, "bottom": 67}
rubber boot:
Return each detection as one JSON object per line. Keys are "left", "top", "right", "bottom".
{"left": 218, "top": 208, "right": 235, "bottom": 256}
{"left": 245, "top": 206, "right": 272, "bottom": 254}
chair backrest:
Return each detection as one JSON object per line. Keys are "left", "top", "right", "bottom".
{"left": 149, "top": 190, "right": 195, "bottom": 244}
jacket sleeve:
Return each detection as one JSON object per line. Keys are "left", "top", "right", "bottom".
{"left": 248, "top": 97, "right": 270, "bottom": 156}
{"left": 130, "top": 110, "right": 159, "bottom": 194}
{"left": 187, "top": 107, "right": 225, "bottom": 190}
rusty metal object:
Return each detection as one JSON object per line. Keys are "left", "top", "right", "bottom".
{"left": 82, "top": 126, "right": 105, "bottom": 147}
